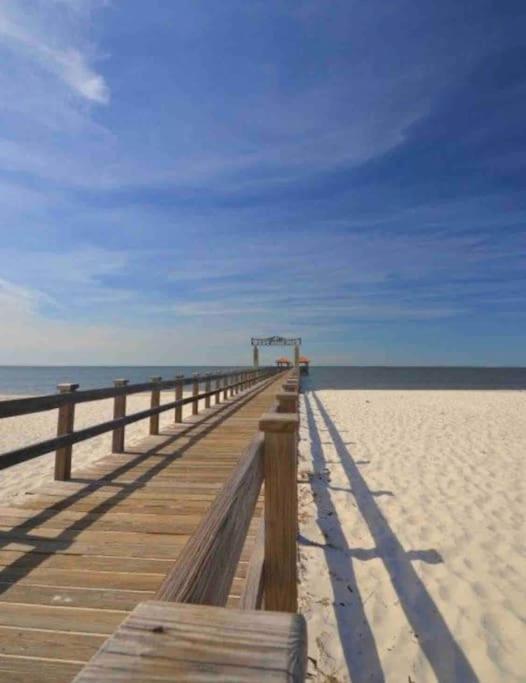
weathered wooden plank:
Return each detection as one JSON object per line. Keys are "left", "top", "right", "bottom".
{"left": 0, "top": 539, "right": 185, "bottom": 559}
{"left": 0, "top": 657, "right": 82, "bottom": 683}
{"left": 16, "top": 498, "right": 216, "bottom": 515}
{"left": 0, "top": 551, "right": 173, "bottom": 575}
{"left": 0, "top": 603, "right": 124, "bottom": 634}
{"left": 0, "top": 567, "right": 163, "bottom": 592}
{"left": 0, "top": 583, "right": 155, "bottom": 611}
{"left": 0, "top": 526, "right": 191, "bottom": 547}
{"left": 19, "top": 489, "right": 220, "bottom": 503}
{"left": 0, "top": 625, "right": 104, "bottom": 661}
{"left": 73, "top": 601, "right": 307, "bottom": 682}
{"left": 0, "top": 508, "right": 203, "bottom": 535}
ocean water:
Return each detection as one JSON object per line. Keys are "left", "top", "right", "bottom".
{"left": 0, "top": 366, "right": 248, "bottom": 396}
{"left": 306, "top": 366, "right": 526, "bottom": 390}
{"left": 0, "top": 366, "right": 525, "bottom": 396}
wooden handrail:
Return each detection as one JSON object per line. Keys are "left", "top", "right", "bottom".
{"left": 0, "top": 369, "right": 281, "bottom": 472}
{"left": 155, "top": 431, "right": 265, "bottom": 605}
{"left": 0, "top": 368, "right": 275, "bottom": 419}
{"left": 73, "top": 601, "right": 307, "bottom": 682}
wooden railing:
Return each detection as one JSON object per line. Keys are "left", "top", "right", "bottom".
{"left": 73, "top": 368, "right": 307, "bottom": 682}
{"left": 0, "top": 368, "right": 280, "bottom": 477}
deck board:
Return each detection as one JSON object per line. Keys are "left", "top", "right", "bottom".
{"left": 0, "top": 375, "right": 280, "bottom": 682}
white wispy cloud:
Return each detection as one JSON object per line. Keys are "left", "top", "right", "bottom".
{"left": 0, "top": 1, "right": 109, "bottom": 104}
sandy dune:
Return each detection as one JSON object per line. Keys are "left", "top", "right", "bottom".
{"left": 298, "top": 388, "right": 525, "bottom": 682}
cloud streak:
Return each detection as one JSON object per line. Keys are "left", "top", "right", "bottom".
{"left": 0, "top": 0, "right": 109, "bottom": 104}
{"left": 0, "top": 1, "right": 525, "bottom": 364}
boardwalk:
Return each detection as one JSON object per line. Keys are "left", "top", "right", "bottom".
{"left": 0, "top": 375, "right": 284, "bottom": 683}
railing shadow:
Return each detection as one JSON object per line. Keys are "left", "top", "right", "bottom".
{"left": 0, "top": 380, "right": 274, "bottom": 592}
{"left": 307, "top": 391, "right": 479, "bottom": 682}
{"left": 302, "top": 393, "right": 385, "bottom": 682}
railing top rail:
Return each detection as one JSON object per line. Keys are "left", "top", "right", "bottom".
{"left": 0, "top": 367, "right": 277, "bottom": 419}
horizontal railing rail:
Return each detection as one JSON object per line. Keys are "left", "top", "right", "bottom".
{"left": 0, "top": 368, "right": 265, "bottom": 418}
{"left": 0, "top": 368, "right": 281, "bottom": 476}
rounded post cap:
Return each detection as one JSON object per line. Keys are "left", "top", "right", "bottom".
{"left": 150, "top": 376, "right": 162, "bottom": 382}
{"left": 259, "top": 413, "right": 299, "bottom": 433}
{"left": 57, "top": 383, "right": 79, "bottom": 393}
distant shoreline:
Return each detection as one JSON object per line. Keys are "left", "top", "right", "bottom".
{"left": 1, "top": 365, "right": 526, "bottom": 395}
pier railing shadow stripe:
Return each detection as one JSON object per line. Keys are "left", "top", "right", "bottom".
{"left": 302, "top": 392, "right": 385, "bottom": 683}
{"left": 310, "top": 391, "right": 479, "bottom": 683}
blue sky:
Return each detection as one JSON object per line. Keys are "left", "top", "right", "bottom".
{"left": 0, "top": 0, "right": 525, "bottom": 365}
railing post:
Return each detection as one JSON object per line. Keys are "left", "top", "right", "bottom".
{"left": 229, "top": 373, "right": 235, "bottom": 397}
{"left": 205, "top": 373, "right": 211, "bottom": 408}
{"left": 192, "top": 374, "right": 199, "bottom": 415}
{"left": 149, "top": 377, "right": 162, "bottom": 435}
{"left": 283, "top": 378, "right": 299, "bottom": 393}
{"left": 277, "top": 392, "right": 298, "bottom": 414}
{"left": 259, "top": 412, "right": 299, "bottom": 613}
{"left": 223, "top": 374, "right": 228, "bottom": 401}
{"left": 175, "top": 375, "right": 184, "bottom": 423}
{"left": 215, "top": 376, "right": 221, "bottom": 404}
{"left": 112, "top": 379, "right": 129, "bottom": 453}
{"left": 54, "top": 383, "right": 79, "bottom": 481}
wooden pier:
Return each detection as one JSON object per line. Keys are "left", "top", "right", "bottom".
{"left": 0, "top": 369, "right": 306, "bottom": 682}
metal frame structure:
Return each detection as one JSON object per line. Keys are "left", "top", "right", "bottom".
{"left": 251, "top": 336, "right": 301, "bottom": 347}
{"left": 251, "top": 337, "right": 302, "bottom": 368}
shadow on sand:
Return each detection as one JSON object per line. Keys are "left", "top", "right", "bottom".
{"left": 302, "top": 391, "right": 478, "bottom": 682}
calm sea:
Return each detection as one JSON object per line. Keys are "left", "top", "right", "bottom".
{"left": 0, "top": 366, "right": 246, "bottom": 396}
{"left": 0, "top": 366, "right": 525, "bottom": 396}
{"left": 306, "top": 366, "right": 526, "bottom": 390}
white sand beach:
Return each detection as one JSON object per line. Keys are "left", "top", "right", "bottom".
{"left": 0, "top": 391, "right": 192, "bottom": 504}
{"left": 299, "top": 389, "right": 525, "bottom": 682}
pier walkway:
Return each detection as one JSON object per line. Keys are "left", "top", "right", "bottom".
{"left": 0, "top": 373, "right": 286, "bottom": 682}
